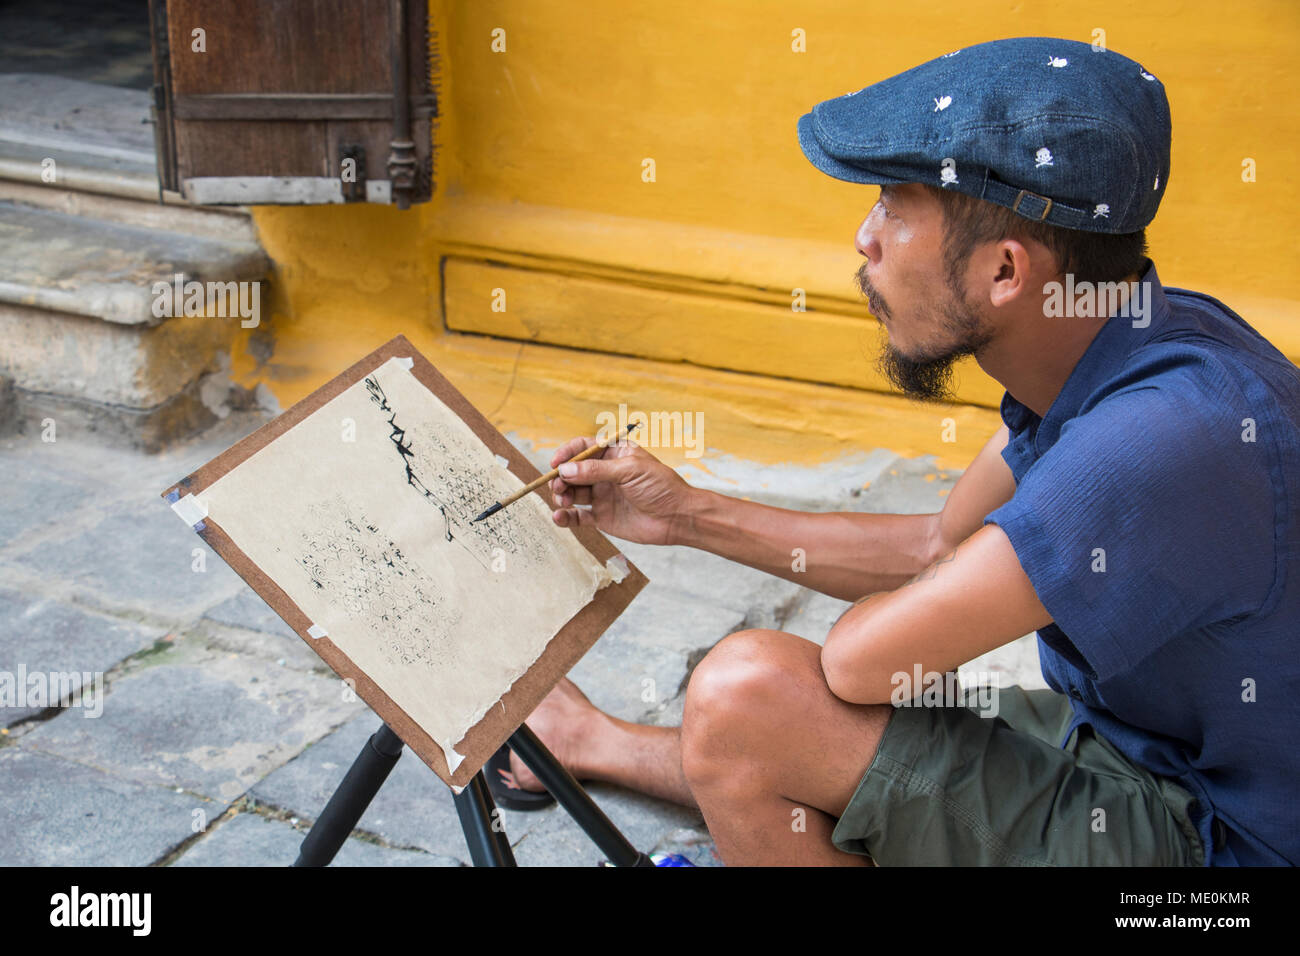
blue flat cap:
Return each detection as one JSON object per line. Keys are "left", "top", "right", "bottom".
{"left": 797, "top": 36, "right": 1171, "bottom": 234}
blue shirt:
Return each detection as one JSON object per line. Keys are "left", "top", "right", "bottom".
{"left": 983, "top": 259, "right": 1300, "bottom": 866}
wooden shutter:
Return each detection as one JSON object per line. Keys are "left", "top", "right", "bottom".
{"left": 148, "top": 0, "right": 436, "bottom": 207}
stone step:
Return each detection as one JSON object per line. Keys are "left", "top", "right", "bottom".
{"left": 0, "top": 74, "right": 157, "bottom": 173}
{"left": 0, "top": 73, "right": 258, "bottom": 243}
{"left": 0, "top": 74, "right": 277, "bottom": 452}
{"left": 0, "top": 201, "right": 273, "bottom": 451}
{"left": 0, "top": 200, "right": 268, "bottom": 325}
{"left": 0, "top": 169, "right": 259, "bottom": 246}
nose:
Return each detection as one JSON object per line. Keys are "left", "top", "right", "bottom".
{"left": 855, "top": 204, "right": 884, "bottom": 263}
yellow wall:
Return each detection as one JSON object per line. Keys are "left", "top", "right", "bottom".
{"left": 239, "top": 0, "right": 1300, "bottom": 473}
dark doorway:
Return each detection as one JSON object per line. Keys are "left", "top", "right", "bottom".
{"left": 0, "top": 0, "right": 153, "bottom": 89}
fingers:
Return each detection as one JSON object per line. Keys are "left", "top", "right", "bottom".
{"left": 549, "top": 436, "right": 596, "bottom": 469}
{"left": 551, "top": 505, "right": 596, "bottom": 529}
{"left": 550, "top": 436, "right": 600, "bottom": 502}
{"left": 552, "top": 483, "right": 592, "bottom": 509}
{"left": 553, "top": 456, "right": 623, "bottom": 488}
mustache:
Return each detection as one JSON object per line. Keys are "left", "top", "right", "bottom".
{"left": 856, "top": 263, "right": 891, "bottom": 320}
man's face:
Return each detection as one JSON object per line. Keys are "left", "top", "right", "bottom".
{"left": 853, "top": 183, "right": 993, "bottom": 401}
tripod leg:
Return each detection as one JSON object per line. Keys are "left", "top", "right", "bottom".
{"left": 292, "top": 723, "right": 404, "bottom": 866}
{"left": 507, "top": 723, "right": 655, "bottom": 867}
{"left": 452, "top": 772, "right": 517, "bottom": 866}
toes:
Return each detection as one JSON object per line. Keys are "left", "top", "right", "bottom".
{"left": 507, "top": 749, "right": 542, "bottom": 792}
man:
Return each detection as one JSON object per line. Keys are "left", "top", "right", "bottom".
{"left": 503, "top": 37, "right": 1299, "bottom": 865}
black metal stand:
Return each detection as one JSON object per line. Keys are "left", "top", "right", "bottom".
{"left": 292, "top": 721, "right": 655, "bottom": 867}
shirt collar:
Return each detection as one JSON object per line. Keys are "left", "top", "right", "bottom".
{"left": 1000, "top": 258, "right": 1172, "bottom": 451}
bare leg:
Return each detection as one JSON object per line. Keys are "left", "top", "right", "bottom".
{"left": 508, "top": 678, "right": 695, "bottom": 808}
{"left": 511, "top": 630, "right": 892, "bottom": 866}
{"left": 679, "top": 629, "right": 891, "bottom": 865}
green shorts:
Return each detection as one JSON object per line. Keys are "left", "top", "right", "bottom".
{"left": 830, "top": 684, "right": 1207, "bottom": 866}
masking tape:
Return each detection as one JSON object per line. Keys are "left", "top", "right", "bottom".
{"left": 444, "top": 746, "right": 465, "bottom": 775}
{"left": 307, "top": 623, "right": 328, "bottom": 640}
{"left": 605, "top": 553, "right": 629, "bottom": 583}
{"left": 394, "top": 356, "right": 413, "bottom": 370}
{"left": 494, "top": 454, "right": 510, "bottom": 469}
{"left": 169, "top": 492, "right": 208, "bottom": 529}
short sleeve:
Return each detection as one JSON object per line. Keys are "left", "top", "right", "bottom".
{"left": 983, "top": 384, "right": 1274, "bottom": 683}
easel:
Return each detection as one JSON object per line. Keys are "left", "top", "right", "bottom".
{"left": 292, "top": 721, "right": 655, "bottom": 867}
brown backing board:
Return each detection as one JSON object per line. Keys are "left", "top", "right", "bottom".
{"left": 160, "top": 334, "right": 648, "bottom": 788}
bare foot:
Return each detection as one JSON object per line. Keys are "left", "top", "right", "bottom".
{"left": 505, "top": 677, "right": 604, "bottom": 792}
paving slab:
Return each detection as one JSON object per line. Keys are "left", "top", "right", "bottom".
{"left": 673, "top": 447, "right": 899, "bottom": 512}
{"left": 531, "top": 587, "right": 748, "bottom": 727}
{"left": 781, "top": 589, "right": 853, "bottom": 646}
{"left": 649, "top": 687, "right": 689, "bottom": 728}
{"left": 250, "top": 710, "right": 480, "bottom": 861}
{"left": 198, "top": 585, "right": 330, "bottom": 675}
{"left": 19, "top": 635, "right": 365, "bottom": 808}
{"left": 568, "top": 632, "right": 691, "bottom": 725}
{"left": 0, "top": 586, "right": 167, "bottom": 726}
{"left": 0, "top": 428, "right": 223, "bottom": 518}
{"left": 600, "top": 586, "right": 747, "bottom": 657}
{"left": 0, "top": 380, "right": 273, "bottom": 497}
{"left": 196, "top": 619, "right": 331, "bottom": 676}
{"left": 11, "top": 499, "right": 246, "bottom": 619}
{"left": 0, "top": 449, "right": 87, "bottom": 547}
{"left": 851, "top": 455, "right": 960, "bottom": 514}
{"left": 203, "top": 587, "right": 301, "bottom": 642}
{"left": 0, "top": 747, "right": 199, "bottom": 866}
{"left": 171, "top": 810, "right": 462, "bottom": 867}
{"left": 616, "top": 539, "right": 804, "bottom": 627}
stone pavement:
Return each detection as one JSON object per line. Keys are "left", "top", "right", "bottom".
{"left": 0, "top": 412, "right": 1044, "bottom": 867}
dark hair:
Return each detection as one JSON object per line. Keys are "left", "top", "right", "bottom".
{"left": 921, "top": 183, "right": 1149, "bottom": 290}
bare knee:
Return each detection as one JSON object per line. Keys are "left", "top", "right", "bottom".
{"left": 680, "top": 629, "right": 819, "bottom": 787}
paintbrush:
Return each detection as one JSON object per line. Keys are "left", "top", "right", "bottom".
{"left": 470, "top": 423, "right": 638, "bottom": 523}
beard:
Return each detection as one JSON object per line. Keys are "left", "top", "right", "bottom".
{"left": 856, "top": 263, "right": 993, "bottom": 402}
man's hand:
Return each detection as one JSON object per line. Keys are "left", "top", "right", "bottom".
{"left": 548, "top": 436, "right": 698, "bottom": 546}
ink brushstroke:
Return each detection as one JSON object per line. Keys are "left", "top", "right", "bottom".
{"left": 364, "top": 373, "right": 494, "bottom": 572}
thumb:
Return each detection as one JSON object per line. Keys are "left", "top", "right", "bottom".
{"left": 557, "top": 457, "right": 623, "bottom": 486}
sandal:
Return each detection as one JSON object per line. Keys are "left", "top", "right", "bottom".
{"left": 484, "top": 744, "right": 556, "bottom": 811}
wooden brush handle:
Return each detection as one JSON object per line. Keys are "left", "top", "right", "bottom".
{"left": 498, "top": 428, "right": 626, "bottom": 508}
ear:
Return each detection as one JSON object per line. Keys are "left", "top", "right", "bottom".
{"left": 987, "top": 238, "right": 1036, "bottom": 308}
